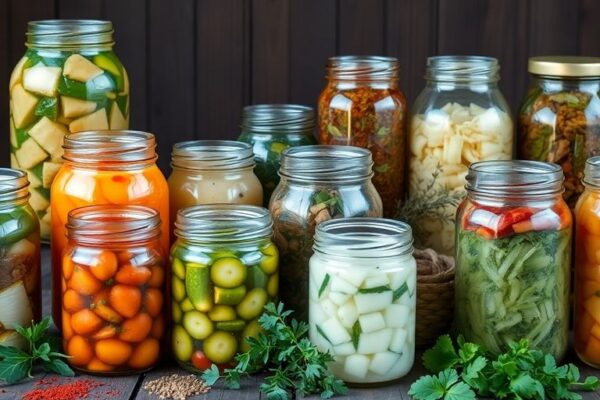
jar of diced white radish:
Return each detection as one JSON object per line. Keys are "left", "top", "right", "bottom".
{"left": 308, "top": 218, "right": 416, "bottom": 386}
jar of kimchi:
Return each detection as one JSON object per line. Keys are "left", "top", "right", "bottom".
{"left": 9, "top": 20, "right": 130, "bottom": 241}
{"left": 62, "top": 205, "right": 165, "bottom": 374}
{"left": 408, "top": 56, "right": 513, "bottom": 255}
{"left": 519, "top": 56, "right": 600, "bottom": 209}
{"left": 455, "top": 160, "right": 571, "bottom": 360}
{"left": 318, "top": 56, "right": 406, "bottom": 217}
{"left": 51, "top": 131, "right": 169, "bottom": 328}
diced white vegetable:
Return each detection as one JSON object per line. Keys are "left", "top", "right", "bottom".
{"left": 530, "top": 209, "right": 561, "bottom": 231}
{"left": 310, "top": 259, "right": 327, "bottom": 289}
{"left": 469, "top": 209, "right": 500, "bottom": 230}
{"left": 63, "top": 54, "right": 104, "bottom": 82}
{"left": 336, "top": 269, "right": 368, "bottom": 287}
{"left": 15, "top": 138, "right": 47, "bottom": 169}
{"left": 363, "top": 273, "right": 389, "bottom": 288}
{"left": 11, "top": 84, "right": 38, "bottom": 128}
{"left": 388, "top": 268, "right": 410, "bottom": 290}
{"left": 384, "top": 304, "right": 410, "bottom": 328}
{"left": 110, "top": 103, "right": 128, "bottom": 129}
{"left": 0, "top": 281, "right": 34, "bottom": 329}
{"left": 337, "top": 301, "right": 359, "bottom": 329}
{"left": 358, "top": 328, "right": 393, "bottom": 354}
{"left": 28, "top": 117, "right": 68, "bottom": 157}
{"left": 476, "top": 107, "right": 503, "bottom": 134}
{"left": 329, "top": 291, "right": 351, "bottom": 306}
{"left": 333, "top": 342, "right": 355, "bottom": 356}
{"left": 9, "top": 56, "right": 28, "bottom": 90}
{"left": 320, "top": 298, "right": 338, "bottom": 318}
{"left": 9, "top": 117, "right": 18, "bottom": 148}
{"left": 423, "top": 109, "right": 450, "bottom": 147}
{"left": 369, "top": 351, "right": 400, "bottom": 375}
{"left": 69, "top": 108, "right": 108, "bottom": 132}
{"left": 358, "top": 312, "right": 386, "bottom": 333}
{"left": 406, "top": 269, "right": 417, "bottom": 296}
{"left": 309, "top": 277, "right": 319, "bottom": 301}
{"left": 480, "top": 141, "right": 504, "bottom": 158}
{"left": 320, "top": 318, "right": 351, "bottom": 346}
{"left": 389, "top": 328, "right": 408, "bottom": 353}
{"left": 10, "top": 154, "right": 19, "bottom": 169}
{"left": 23, "top": 64, "right": 61, "bottom": 97}
{"left": 450, "top": 107, "right": 470, "bottom": 123}
{"left": 354, "top": 291, "right": 393, "bottom": 314}
{"left": 330, "top": 275, "right": 358, "bottom": 294}
{"left": 443, "top": 135, "right": 463, "bottom": 165}
{"left": 469, "top": 103, "right": 486, "bottom": 116}
{"left": 344, "top": 354, "right": 370, "bottom": 379}
{"left": 61, "top": 96, "right": 97, "bottom": 118}
{"left": 42, "top": 162, "right": 62, "bottom": 189}
{"left": 309, "top": 326, "right": 332, "bottom": 353}
{"left": 410, "top": 134, "right": 428, "bottom": 157}
{"left": 7, "top": 238, "right": 36, "bottom": 257}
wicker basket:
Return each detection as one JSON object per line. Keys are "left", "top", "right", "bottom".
{"left": 414, "top": 248, "right": 455, "bottom": 348}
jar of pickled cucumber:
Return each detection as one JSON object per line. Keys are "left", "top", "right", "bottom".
{"left": 0, "top": 168, "right": 41, "bottom": 350}
{"left": 238, "top": 104, "right": 316, "bottom": 206}
{"left": 168, "top": 140, "right": 263, "bottom": 229}
{"left": 170, "top": 205, "right": 278, "bottom": 372}
{"left": 309, "top": 218, "right": 416, "bottom": 386}
{"left": 455, "top": 160, "right": 571, "bottom": 360}
{"left": 62, "top": 205, "right": 165, "bottom": 374}
{"left": 408, "top": 56, "right": 514, "bottom": 255}
{"left": 270, "top": 145, "right": 383, "bottom": 321}
{"left": 9, "top": 20, "right": 130, "bottom": 241}
{"left": 51, "top": 131, "right": 169, "bottom": 329}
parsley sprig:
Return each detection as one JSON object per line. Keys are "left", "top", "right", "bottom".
{"left": 202, "top": 303, "right": 347, "bottom": 399}
{"left": 0, "top": 317, "right": 74, "bottom": 384}
{"left": 409, "top": 335, "right": 599, "bottom": 400}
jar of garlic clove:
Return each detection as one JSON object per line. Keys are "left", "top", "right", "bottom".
{"left": 407, "top": 56, "right": 514, "bottom": 255}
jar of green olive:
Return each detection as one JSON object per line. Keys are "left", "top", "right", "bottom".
{"left": 170, "top": 205, "right": 278, "bottom": 372}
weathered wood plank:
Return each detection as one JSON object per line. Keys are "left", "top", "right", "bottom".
{"left": 579, "top": 0, "right": 600, "bottom": 56}
{"left": 529, "top": 0, "right": 579, "bottom": 56}
{"left": 57, "top": 0, "right": 103, "bottom": 18}
{"left": 0, "top": 0, "right": 9, "bottom": 168}
{"left": 338, "top": 0, "right": 384, "bottom": 55}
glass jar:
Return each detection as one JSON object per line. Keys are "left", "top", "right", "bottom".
{"left": 51, "top": 130, "right": 169, "bottom": 328}
{"left": 270, "top": 145, "right": 383, "bottom": 321}
{"left": 168, "top": 140, "right": 263, "bottom": 229}
{"left": 309, "top": 218, "right": 416, "bottom": 386}
{"left": 317, "top": 56, "right": 406, "bottom": 218}
{"left": 455, "top": 160, "right": 571, "bottom": 359}
{"left": 62, "top": 205, "right": 165, "bottom": 375}
{"left": 9, "top": 20, "right": 130, "bottom": 241}
{"left": 170, "top": 205, "right": 278, "bottom": 372}
{"left": 238, "top": 104, "right": 317, "bottom": 206}
{"left": 0, "top": 168, "right": 41, "bottom": 349}
{"left": 408, "top": 56, "right": 514, "bottom": 256}
{"left": 519, "top": 56, "right": 600, "bottom": 209}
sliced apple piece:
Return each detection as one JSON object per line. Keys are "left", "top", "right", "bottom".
{"left": 15, "top": 138, "right": 47, "bottom": 170}
{"left": 9, "top": 118, "right": 18, "bottom": 148}
{"left": 23, "top": 64, "right": 61, "bottom": 97}
{"left": 42, "top": 161, "right": 62, "bottom": 188}
{"left": 61, "top": 96, "right": 97, "bottom": 119}
{"left": 29, "top": 189, "right": 49, "bottom": 212}
{"left": 0, "top": 281, "right": 34, "bottom": 329}
{"left": 40, "top": 211, "right": 51, "bottom": 239}
{"left": 63, "top": 54, "right": 103, "bottom": 82}
{"left": 69, "top": 108, "right": 108, "bottom": 132}
{"left": 109, "top": 102, "right": 128, "bottom": 129}
{"left": 26, "top": 169, "right": 42, "bottom": 189}
{"left": 28, "top": 117, "right": 68, "bottom": 157}
{"left": 9, "top": 56, "right": 28, "bottom": 90}
{"left": 10, "top": 154, "right": 19, "bottom": 169}
{"left": 11, "top": 83, "right": 38, "bottom": 128}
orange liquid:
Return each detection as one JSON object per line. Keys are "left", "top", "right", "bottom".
{"left": 51, "top": 164, "right": 169, "bottom": 329}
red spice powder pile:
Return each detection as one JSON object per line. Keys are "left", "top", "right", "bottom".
{"left": 22, "top": 377, "right": 120, "bottom": 400}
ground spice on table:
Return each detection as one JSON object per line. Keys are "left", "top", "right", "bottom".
{"left": 143, "top": 374, "right": 211, "bottom": 400}
{"left": 22, "top": 377, "right": 119, "bottom": 400}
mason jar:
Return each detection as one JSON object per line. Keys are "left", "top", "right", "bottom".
{"left": 455, "top": 160, "right": 571, "bottom": 360}
{"left": 0, "top": 168, "right": 41, "bottom": 349}
{"left": 62, "top": 205, "right": 165, "bottom": 375}
{"left": 519, "top": 56, "right": 600, "bottom": 209}
{"left": 238, "top": 104, "right": 316, "bottom": 206}
{"left": 270, "top": 145, "right": 383, "bottom": 321}
{"left": 168, "top": 140, "right": 263, "bottom": 228}
{"left": 408, "top": 56, "right": 514, "bottom": 256}
{"left": 170, "top": 205, "right": 278, "bottom": 373}
{"left": 9, "top": 20, "right": 130, "bottom": 240}
{"left": 309, "top": 218, "right": 416, "bottom": 386}
{"left": 318, "top": 56, "right": 406, "bottom": 218}
{"left": 51, "top": 131, "right": 169, "bottom": 328}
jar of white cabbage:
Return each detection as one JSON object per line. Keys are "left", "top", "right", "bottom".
{"left": 407, "top": 56, "right": 514, "bottom": 255}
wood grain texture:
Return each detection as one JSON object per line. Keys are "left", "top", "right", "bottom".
{"left": 0, "top": 0, "right": 8, "bottom": 168}
{"left": 529, "top": 0, "right": 579, "bottom": 56}
{"left": 579, "top": 0, "right": 600, "bottom": 56}
{"left": 57, "top": 0, "right": 103, "bottom": 19}
{"left": 338, "top": 0, "right": 384, "bottom": 55}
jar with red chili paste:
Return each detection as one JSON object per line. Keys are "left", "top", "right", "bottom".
{"left": 318, "top": 56, "right": 406, "bottom": 217}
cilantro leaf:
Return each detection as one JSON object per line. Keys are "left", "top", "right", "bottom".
{"left": 423, "top": 335, "right": 460, "bottom": 373}
{"left": 409, "top": 370, "right": 476, "bottom": 400}
{"left": 201, "top": 364, "right": 221, "bottom": 386}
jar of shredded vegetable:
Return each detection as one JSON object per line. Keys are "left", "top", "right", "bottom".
{"left": 317, "top": 56, "right": 406, "bottom": 218}
{"left": 455, "top": 160, "right": 571, "bottom": 360}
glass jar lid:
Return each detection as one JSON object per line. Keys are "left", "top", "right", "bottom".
{"left": 528, "top": 56, "right": 600, "bottom": 78}
{"left": 466, "top": 160, "right": 564, "bottom": 198}
{"left": 26, "top": 20, "right": 114, "bottom": 49}
{"left": 171, "top": 140, "right": 255, "bottom": 171}
{"left": 174, "top": 205, "right": 272, "bottom": 244}
{"left": 241, "top": 104, "right": 315, "bottom": 134}
{"left": 327, "top": 56, "right": 399, "bottom": 81}
{"left": 0, "top": 168, "right": 30, "bottom": 204}
{"left": 425, "top": 55, "right": 500, "bottom": 83}
{"left": 279, "top": 145, "right": 374, "bottom": 183}
{"left": 313, "top": 218, "right": 413, "bottom": 259}
{"left": 66, "top": 205, "right": 161, "bottom": 245}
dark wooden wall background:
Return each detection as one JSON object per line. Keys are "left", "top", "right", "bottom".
{"left": 0, "top": 0, "right": 599, "bottom": 171}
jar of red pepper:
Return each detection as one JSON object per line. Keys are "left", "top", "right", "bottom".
{"left": 318, "top": 56, "right": 406, "bottom": 217}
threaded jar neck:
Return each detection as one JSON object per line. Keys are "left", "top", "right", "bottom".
{"left": 171, "top": 140, "right": 255, "bottom": 171}
{"left": 0, "top": 169, "right": 30, "bottom": 206}
{"left": 26, "top": 20, "right": 114, "bottom": 50}
{"left": 241, "top": 104, "right": 315, "bottom": 134}
{"left": 425, "top": 55, "right": 500, "bottom": 84}
{"left": 326, "top": 56, "right": 399, "bottom": 81}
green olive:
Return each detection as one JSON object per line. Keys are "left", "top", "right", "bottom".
{"left": 183, "top": 310, "right": 214, "bottom": 340}
{"left": 208, "top": 305, "right": 237, "bottom": 322}
{"left": 259, "top": 244, "right": 278, "bottom": 275}
{"left": 172, "top": 276, "right": 186, "bottom": 302}
{"left": 172, "top": 301, "right": 182, "bottom": 323}
{"left": 267, "top": 274, "right": 278, "bottom": 298}
{"left": 236, "top": 288, "right": 268, "bottom": 320}
{"left": 172, "top": 325, "right": 194, "bottom": 362}
{"left": 211, "top": 258, "right": 247, "bottom": 288}
{"left": 240, "top": 319, "right": 263, "bottom": 352}
{"left": 180, "top": 298, "right": 195, "bottom": 312}
{"left": 203, "top": 331, "right": 238, "bottom": 364}
{"left": 171, "top": 258, "right": 186, "bottom": 280}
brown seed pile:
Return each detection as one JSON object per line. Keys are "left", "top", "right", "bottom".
{"left": 143, "top": 374, "right": 211, "bottom": 400}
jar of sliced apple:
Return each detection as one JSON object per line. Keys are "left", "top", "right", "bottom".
{"left": 407, "top": 56, "right": 513, "bottom": 255}
{"left": 9, "top": 20, "right": 130, "bottom": 240}
{"left": 309, "top": 218, "right": 416, "bottom": 386}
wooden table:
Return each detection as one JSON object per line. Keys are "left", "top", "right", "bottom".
{"left": 2, "top": 247, "right": 600, "bottom": 399}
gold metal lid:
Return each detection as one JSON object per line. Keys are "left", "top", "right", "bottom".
{"left": 528, "top": 56, "right": 600, "bottom": 77}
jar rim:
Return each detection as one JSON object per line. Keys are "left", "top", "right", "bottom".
{"left": 26, "top": 20, "right": 114, "bottom": 49}
{"left": 583, "top": 156, "right": 600, "bottom": 188}
{"left": 466, "top": 160, "right": 564, "bottom": 198}
{"left": 425, "top": 55, "right": 500, "bottom": 83}
{"left": 327, "top": 55, "right": 399, "bottom": 81}
{"left": 0, "top": 168, "right": 30, "bottom": 204}
{"left": 241, "top": 104, "right": 315, "bottom": 133}
{"left": 313, "top": 218, "right": 414, "bottom": 259}
{"left": 171, "top": 140, "right": 255, "bottom": 171}
{"left": 174, "top": 205, "right": 272, "bottom": 243}
{"left": 66, "top": 205, "right": 161, "bottom": 245}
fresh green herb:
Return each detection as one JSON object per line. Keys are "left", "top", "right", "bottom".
{"left": 0, "top": 317, "right": 74, "bottom": 384}
{"left": 202, "top": 303, "right": 347, "bottom": 400}
{"left": 351, "top": 321, "right": 361, "bottom": 350}
{"left": 409, "top": 335, "right": 600, "bottom": 400}
{"left": 318, "top": 274, "right": 330, "bottom": 298}
{"left": 357, "top": 285, "right": 391, "bottom": 294}
{"left": 327, "top": 123, "right": 342, "bottom": 137}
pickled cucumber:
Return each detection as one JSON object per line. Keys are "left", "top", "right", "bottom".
{"left": 186, "top": 263, "right": 212, "bottom": 312}
{"left": 267, "top": 274, "right": 278, "bottom": 298}
{"left": 203, "top": 331, "right": 237, "bottom": 364}
{"left": 172, "top": 301, "right": 182, "bottom": 323}
{"left": 183, "top": 311, "right": 214, "bottom": 340}
{"left": 171, "top": 258, "right": 186, "bottom": 280}
{"left": 172, "top": 277, "right": 186, "bottom": 302}
{"left": 211, "top": 258, "right": 247, "bottom": 288}
{"left": 246, "top": 265, "right": 268, "bottom": 289}
{"left": 237, "top": 288, "right": 268, "bottom": 320}
{"left": 215, "top": 320, "right": 246, "bottom": 332}
{"left": 208, "top": 305, "right": 236, "bottom": 322}
{"left": 173, "top": 325, "right": 194, "bottom": 362}
{"left": 214, "top": 286, "right": 247, "bottom": 305}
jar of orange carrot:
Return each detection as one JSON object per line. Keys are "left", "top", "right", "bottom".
{"left": 575, "top": 156, "right": 600, "bottom": 368}
{"left": 50, "top": 130, "right": 169, "bottom": 329}
{"left": 61, "top": 205, "right": 165, "bottom": 374}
